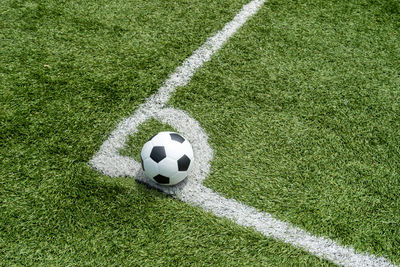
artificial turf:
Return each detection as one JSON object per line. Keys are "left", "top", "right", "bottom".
{"left": 1, "top": 0, "right": 399, "bottom": 265}
{"left": 169, "top": 0, "right": 400, "bottom": 263}
{"left": 1, "top": 0, "right": 330, "bottom": 265}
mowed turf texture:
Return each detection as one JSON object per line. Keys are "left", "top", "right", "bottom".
{"left": 1, "top": 0, "right": 329, "bottom": 265}
{"left": 170, "top": 0, "right": 400, "bottom": 263}
{"left": 1, "top": 0, "right": 399, "bottom": 266}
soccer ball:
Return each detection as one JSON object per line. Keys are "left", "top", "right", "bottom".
{"left": 140, "top": 132, "right": 194, "bottom": 186}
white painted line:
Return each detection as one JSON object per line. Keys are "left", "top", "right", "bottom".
{"left": 90, "top": 0, "right": 396, "bottom": 266}
{"left": 179, "top": 187, "right": 395, "bottom": 267}
{"left": 90, "top": 0, "right": 265, "bottom": 181}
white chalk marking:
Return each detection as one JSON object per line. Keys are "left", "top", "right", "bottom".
{"left": 90, "top": 0, "right": 396, "bottom": 266}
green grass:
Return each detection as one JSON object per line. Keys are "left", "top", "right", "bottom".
{"left": 170, "top": 0, "right": 400, "bottom": 263}
{"left": 0, "top": 0, "right": 328, "bottom": 265}
{"left": 1, "top": 0, "right": 399, "bottom": 265}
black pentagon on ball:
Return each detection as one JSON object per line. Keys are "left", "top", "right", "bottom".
{"left": 153, "top": 174, "right": 170, "bottom": 184}
{"left": 178, "top": 155, "right": 191, "bottom": 171}
{"left": 150, "top": 146, "right": 166, "bottom": 163}
{"left": 170, "top": 133, "right": 185, "bottom": 143}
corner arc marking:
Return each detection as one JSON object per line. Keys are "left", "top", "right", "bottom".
{"left": 89, "top": 0, "right": 395, "bottom": 266}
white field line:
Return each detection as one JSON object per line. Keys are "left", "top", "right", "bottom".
{"left": 89, "top": 0, "right": 396, "bottom": 266}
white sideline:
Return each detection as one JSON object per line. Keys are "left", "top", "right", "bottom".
{"left": 89, "top": 0, "right": 396, "bottom": 266}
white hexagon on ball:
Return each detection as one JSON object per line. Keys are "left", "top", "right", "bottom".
{"left": 140, "top": 131, "right": 194, "bottom": 186}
